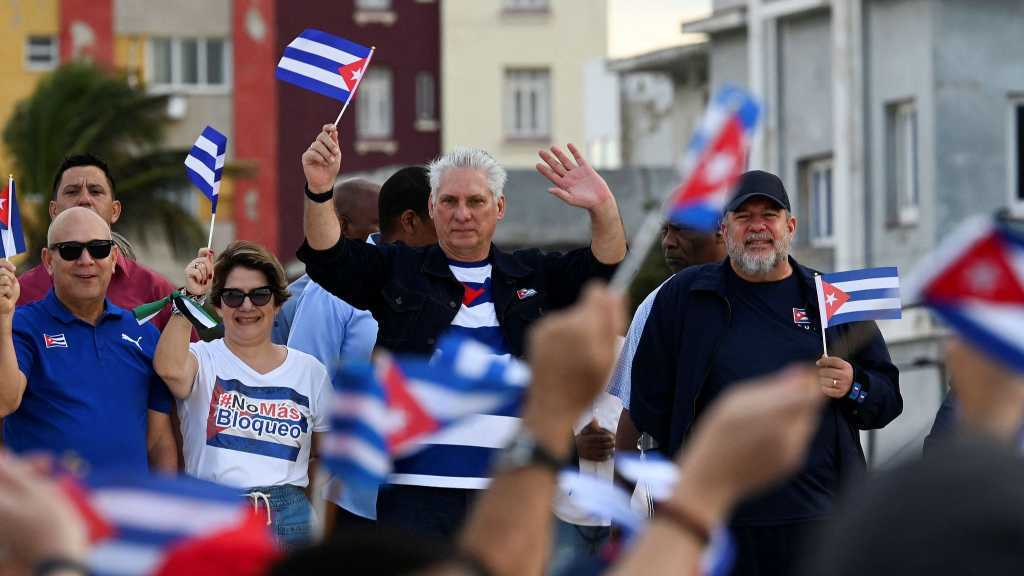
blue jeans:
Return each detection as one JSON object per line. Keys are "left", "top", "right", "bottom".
{"left": 548, "top": 518, "right": 611, "bottom": 576}
{"left": 247, "top": 484, "right": 313, "bottom": 550}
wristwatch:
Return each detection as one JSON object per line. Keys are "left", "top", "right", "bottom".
{"left": 494, "top": 427, "right": 566, "bottom": 474}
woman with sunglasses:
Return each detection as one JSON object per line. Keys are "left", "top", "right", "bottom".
{"left": 154, "top": 240, "right": 331, "bottom": 549}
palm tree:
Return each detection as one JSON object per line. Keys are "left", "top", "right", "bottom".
{"left": 3, "top": 61, "right": 204, "bottom": 265}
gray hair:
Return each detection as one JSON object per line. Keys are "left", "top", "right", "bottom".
{"left": 428, "top": 147, "right": 507, "bottom": 205}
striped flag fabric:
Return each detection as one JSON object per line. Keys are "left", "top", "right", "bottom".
{"left": 185, "top": 126, "right": 227, "bottom": 212}
{"left": 0, "top": 175, "right": 27, "bottom": 258}
{"left": 904, "top": 216, "right": 1024, "bottom": 372}
{"left": 276, "top": 29, "right": 372, "bottom": 103}
{"left": 666, "top": 85, "right": 761, "bottom": 231}
{"left": 68, "top": 472, "right": 276, "bottom": 576}
{"left": 814, "top": 267, "right": 902, "bottom": 329}
{"left": 320, "top": 335, "right": 528, "bottom": 487}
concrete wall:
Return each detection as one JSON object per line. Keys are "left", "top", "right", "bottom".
{"left": 864, "top": 0, "right": 935, "bottom": 273}
{"left": 777, "top": 8, "right": 834, "bottom": 271}
{"left": 932, "top": 0, "right": 1024, "bottom": 231}
{"left": 442, "top": 0, "right": 607, "bottom": 167}
{"left": 708, "top": 29, "right": 747, "bottom": 91}
{"left": 620, "top": 73, "right": 676, "bottom": 167}
{"left": 115, "top": 0, "right": 230, "bottom": 36}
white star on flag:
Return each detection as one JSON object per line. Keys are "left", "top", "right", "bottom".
{"left": 825, "top": 291, "right": 837, "bottom": 307}
{"left": 0, "top": 198, "right": 5, "bottom": 210}
{"left": 348, "top": 67, "right": 364, "bottom": 84}
{"left": 702, "top": 153, "right": 736, "bottom": 185}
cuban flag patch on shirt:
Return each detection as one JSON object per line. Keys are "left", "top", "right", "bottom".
{"left": 448, "top": 261, "right": 508, "bottom": 354}
{"left": 205, "top": 377, "right": 310, "bottom": 461}
{"left": 792, "top": 307, "right": 810, "bottom": 329}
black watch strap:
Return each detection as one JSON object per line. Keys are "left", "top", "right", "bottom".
{"left": 304, "top": 182, "right": 334, "bottom": 203}
{"left": 33, "top": 557, "right": 89, "bottom": 576}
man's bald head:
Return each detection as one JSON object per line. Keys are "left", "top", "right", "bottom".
{"left": 333, "top": 178, "right": 380, "bottom": 241}
{"left": 47, "top": 206, "right": 112, "bottom": 246}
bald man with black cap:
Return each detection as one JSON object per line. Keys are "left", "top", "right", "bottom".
{"left": 629, "top": 170, "right": 901, "bottom": 576}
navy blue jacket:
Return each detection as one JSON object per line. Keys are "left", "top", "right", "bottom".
{"left": 630, "top": 257, "right": 902, "bottom": 474}
{"left": 296, "top": 237, "right": 617, "bottom": 357}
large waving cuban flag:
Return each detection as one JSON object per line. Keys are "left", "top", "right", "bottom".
{"left": 276, "top": 29, "right": 372, "bottom": 103}
{"left": 814, "top": 267, "right": 902, "bottom": 329}
{"left": 904, "top": 216, "right": 1024, "bottom": 372}
{"left": 184, "top": 126, "right": 227, "bottom": 212}
{"left": 666, "top": 85, "right": 761, "bottom": 230}
{"left": 321, "top": 335, "right": 528, "bottom": 487}
{"left": 0, "top": 175, "right": 26, "bottom": 258}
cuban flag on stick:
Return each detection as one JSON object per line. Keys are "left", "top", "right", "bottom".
{"left": 275, "top": 28, "right": 375, "bottom": 126}
{"left": 320, "top": 335, "right": 528, "bottom": 487}
{"left": 814, "top": 267, "right": 902, "bottom": 355}
{"left": 0, "top": 175, "right": 27, "bottom": 259}
{"left": 610, "top": 86, "right": 760, "bottom": 291}
{"left": 904, "top": 216, "right": 1024, "bottom": 373}
{"left": 185, "top": 125, "right": 227, "bottom": 249}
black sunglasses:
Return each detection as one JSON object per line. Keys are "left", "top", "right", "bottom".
{"left": 220, "top": 286, "right": 274, "bottom": 308}
{"left": 49, "top": 240, "right": 115, "bottom": 261}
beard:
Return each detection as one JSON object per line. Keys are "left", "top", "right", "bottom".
{"left": 725, "top": 229, "right": 792, "bottom": 276}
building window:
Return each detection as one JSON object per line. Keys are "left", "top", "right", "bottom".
{"left": 25, "top": 36, "right": 58, "bottom": 70}
{"left": 504, "top": 0, "right": 549, "bottom": 12}
{"left": 504, "top": 69, "right": 551, "bottom": 141}
{"left": 357, "top": 67, "right": 393, "bottom": 140}
{"left": 887, "top": 100, "right": 918, "bottom": 226}
{"left": 415, "top": 71, "right": 437, "bottom": 130}
{"left": 147, "top": 37, "right": 230, "bottom": 92}
{"left": 805, "top": 158, "right": 834, "bottom": 247}
{"left": 1012, "top": 99, "right": 1024, "bottom": 213}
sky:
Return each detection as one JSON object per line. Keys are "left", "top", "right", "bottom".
{"left": 607, "top": 0, "right": 712, "bottom": 58}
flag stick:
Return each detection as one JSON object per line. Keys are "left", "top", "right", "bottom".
{"left": 814, "top": 273, "right": 829, "bottom": 357}
{"left": 609, "top": 210, "right": 664, "bottom": 293}
{"left": 334, "top": 46, "right": 376, "bottom": 127}
{"left": 206, "top": 210, "right": 217, "bottom": 250}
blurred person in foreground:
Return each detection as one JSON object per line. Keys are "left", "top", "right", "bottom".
{"left": 804, "top": 336, "right": 1024, "bottom": 576}
{"left": 154, "top": 241, "right": 330, "bottom": 549}
{"left": 0, "top": 207, "right": 175, "bottom": 473}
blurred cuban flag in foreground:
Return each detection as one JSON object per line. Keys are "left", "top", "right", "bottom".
{"left": 0, "top": 175, "right": 26, "bottom": 259}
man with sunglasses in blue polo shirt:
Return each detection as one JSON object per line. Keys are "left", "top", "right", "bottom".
{"left": 0, "top": 207, "right": 173, "bottom": 473}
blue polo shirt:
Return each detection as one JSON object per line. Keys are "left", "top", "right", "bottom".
{"left": 4, "top": 290, "right": 172, "bottom": 472}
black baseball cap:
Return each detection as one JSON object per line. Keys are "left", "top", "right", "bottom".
{"left": 724, "top": 170, "right": 791, "bottom": 213}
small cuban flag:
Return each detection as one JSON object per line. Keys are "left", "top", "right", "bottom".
{"left": 0, "top": 175, "right": 27, "bottom": 259}
{"left": 276, "top": 29, "right": 373, "bottom": 104}
{"left": 184, "top": 126, "right": 227, "bottom": 212}
{"left": 814, "top": 267, "right": 902, "bottom": 329}
{"left": 666, "top": 85, "right": 761, "bottom": 231}
{"left": 904, "top": 216, "right": 1024, "bottom": 372}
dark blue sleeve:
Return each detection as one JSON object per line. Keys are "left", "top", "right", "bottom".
{"left": 628, "top": 282, "right": 685, "bottom": 454}
{"left": 541, "top": 247, "right": 618, "bottom": 311}
{"left": 295, "top": 237, "right": 396, "bottom": 311}
{"left": 836, "top": 321, "right": 902, "bottom": 430}
{"left": 11, "top": 311, "right": 36, "bottom": 380}
{"left": 148, "top": 373, "right": 173, "bottom": 414}
{"left": 923, "top": 389, "right": 958, "bottom": 456}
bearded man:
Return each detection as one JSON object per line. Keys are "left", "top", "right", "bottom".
{"left": 628, "top": 170, "right": 901, "bottom": 576}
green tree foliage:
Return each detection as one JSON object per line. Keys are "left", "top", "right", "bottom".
{"left": 628, "top": 239, "right": 672, "bottom": 315}
{"left": 3, "top": 61, "right": 203, "bottom": 264}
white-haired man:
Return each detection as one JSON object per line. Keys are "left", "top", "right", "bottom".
{"left": 297, "top": 124, "right": 626, "bottom": 538}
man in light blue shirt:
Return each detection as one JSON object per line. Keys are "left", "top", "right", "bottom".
{"left": 285, "top": 167, "right": 437, "bottom": 530}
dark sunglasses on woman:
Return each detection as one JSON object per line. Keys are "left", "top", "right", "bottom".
{"left": 49, "top": 239, "right": 115, "bottom": 261}
{"left": 220, "top": 286, "right": 274, "bottom": 308}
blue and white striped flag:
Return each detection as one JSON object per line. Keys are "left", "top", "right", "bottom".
{"left": 0, "top": 175, "right": 26, "bottom": 258}
{"left": 814, "top": 266, "right": 902, "bottom": 329}
{"left": 276, "top": 29, "right": 373, "bottom": 103}
{"left": 184, "top": 125, "right": 227, "bottom": 212}
{"left": 320, "top": 335, "right": 528, "bottom": 488}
